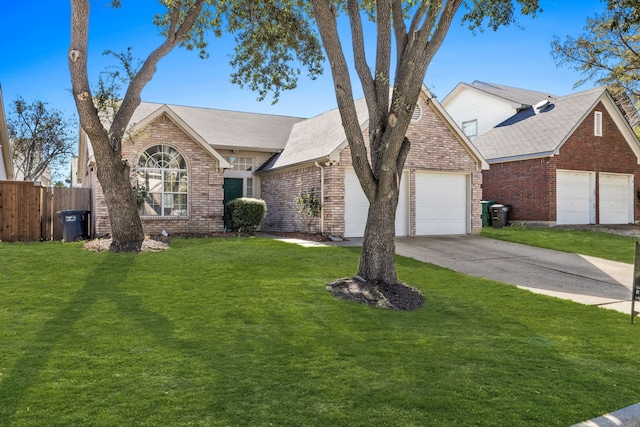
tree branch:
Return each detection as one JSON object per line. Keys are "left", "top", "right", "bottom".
{"left": 311, "top": 0, "right": 376, "bottom": 200}
{"left": 110, "top": 0, "right": 206, "bottom": 150}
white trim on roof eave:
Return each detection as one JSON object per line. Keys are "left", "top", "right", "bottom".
{"left": 129, "top": 104, "right": 231, "bottom": 169}
{"left": 210, "top": 144, "right": 284, "bottom": 153}
{"left": 442, "top": 82, "right": 524, "bottom": 110}
{"left": 487, "top": 151, "right": 557, "bottom": 164}
{"left": 601, "top": 92, "right": 640, "bottom": 164}
{"left": 258, "top": 155, "right": 331, "bottom": 174}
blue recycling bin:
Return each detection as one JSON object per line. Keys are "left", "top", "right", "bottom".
{"left": 57, "top": 210, "right": 90, "bottom": 242}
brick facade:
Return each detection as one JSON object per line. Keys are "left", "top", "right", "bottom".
{"left": 260, "top": 94, "right": 484, "bottom": 236}
{"left": 482, "top": 102, "right": 640, "bottom": 224}
{"left": 89, "top": 114, "right": 226, "bottom": 237}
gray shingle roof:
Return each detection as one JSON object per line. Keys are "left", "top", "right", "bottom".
{"left": 129, "top": 102, "right": 305, "bottom": 151}
{"left": 473, "top": 87, "right": 607, "bottom": 162}
{"left": 269, "top": 97, "right": 369, "bottom": 169}
{"left": 470, "top": 81, "right": 556, "bottom": 109}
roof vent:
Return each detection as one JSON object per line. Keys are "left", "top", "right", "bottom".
{"left": 411, "top": 104, "right": 422, "bottom": 122}
{"left": 534, "top": 99, "right": 550, "bottom": 113}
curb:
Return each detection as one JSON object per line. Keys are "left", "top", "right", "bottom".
{"left": 572, "top": 403, "right": 640, "bottom": 427}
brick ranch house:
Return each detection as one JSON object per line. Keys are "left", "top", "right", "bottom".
{"left": 442, "top": 81, "right": 640, "bottom": 226}
{"left": 77, "top": 86, "right": 488, "bottom": 238}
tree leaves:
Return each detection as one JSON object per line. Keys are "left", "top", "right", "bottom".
{"left": 552, "top": 8, "right": 640, "bottom": 105}
{"left": 7, "top": 97, "right": 76, "bottom": 182}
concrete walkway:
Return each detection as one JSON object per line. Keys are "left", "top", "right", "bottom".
{"left": 334, "top": 235, "right": 636, "bottom": 315}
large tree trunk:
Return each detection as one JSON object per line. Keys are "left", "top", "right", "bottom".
{"left": 358, "top": 187, "right": 400, "bottom": 284}
{"left": 68, "top": 0, "right": 205, "bottom": 248}
{"left": 92, "top": 135, "right": 145, "bottom": 246}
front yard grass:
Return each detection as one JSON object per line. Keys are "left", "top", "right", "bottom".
{"left": 2, "top": 237, "right": 640, "bottom": 426}
{"left": 481, "top": 226, "right": 638, "bottom": 263}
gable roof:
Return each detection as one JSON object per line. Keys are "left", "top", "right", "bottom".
{"left": 127, "top": 102, "right": 304, "bottom": 153}
{"left": 80, "top": 102, "right": 306, "bottom": 175}
{"left": 263, "top": 86, "right": 488, "bottom": 171}
{"left": 444, "top": 81, "right": 555, "bottom": 112}
{"left": 0, "top": 85, "right": 14, "bottom": 180}
{"left": 267, "top": 97, "right": 369, "bottom": 170}
{"left": 473, "top": 86, "right": 640, "bottom": 163}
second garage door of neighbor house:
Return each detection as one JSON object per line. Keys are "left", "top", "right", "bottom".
{"left": 415, "top": 172, "right": 469, "bottom": 235}
{"left": 344, "top": 170, "right": 409, "bottom": 238}
{"left": 599, "top": 173, "right": 633, "bottom": 224}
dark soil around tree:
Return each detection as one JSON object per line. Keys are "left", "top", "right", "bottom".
{"left": 327, "top": 277, "right": 425, "bottom": 311}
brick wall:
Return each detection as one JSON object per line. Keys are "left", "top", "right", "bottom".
{"left": 482, "top": 102, "right": 640, "bottom": 223}
{"left": 90, "top": 113, "right": 225, "bottom": 237}
{"left": 260, "top": 93, "right": 484, "bottom": 235}
{"left": 260, "top": 166, "right": 322, "bottom": 233}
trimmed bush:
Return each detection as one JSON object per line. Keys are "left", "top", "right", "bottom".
{"left": 226, "top": 197, "right": 267, "bottom": 235}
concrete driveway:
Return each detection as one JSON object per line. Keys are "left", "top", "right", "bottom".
{"left": 392, "top": 235, "right": 635, "bottom": 315}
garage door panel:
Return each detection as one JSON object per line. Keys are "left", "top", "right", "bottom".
{"left": 600, "top": 174, "right": 632, "bottom": 224}
{"left": 344, "top": 171, "right": 409, "bottom": 238}
{"left": 344, "top": 172, "right": 369, "bottom": 237}
{"left": 415, "top": 173, "right": 468, "bottom": 235}
{"left": 557, "top": 170, "right": 593, "bottom": 225}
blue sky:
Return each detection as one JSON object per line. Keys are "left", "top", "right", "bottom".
{"left": 1, "top": 0, "right": 607, "bottom": 122}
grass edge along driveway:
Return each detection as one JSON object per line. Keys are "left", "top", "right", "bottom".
{"left": 1, "top": 236, "right": 639, "bottom": 426}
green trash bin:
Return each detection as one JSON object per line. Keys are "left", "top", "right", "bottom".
{"left": 481, "top": 200, "right": 495, "bottom": 227}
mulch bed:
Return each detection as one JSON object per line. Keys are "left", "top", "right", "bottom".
{"left": 327, "top": 276, "right": 425, "bottom": 311}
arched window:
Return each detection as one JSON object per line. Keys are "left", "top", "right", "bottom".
{"left": 137, "top": 145, "right": 188, "bottom": 216}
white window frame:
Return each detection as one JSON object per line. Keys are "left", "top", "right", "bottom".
{"left": 137, "top": 145, "right": 188, "bottom": 217}
{"left": 462, "top": 119, "right": 478, "bottom": 139}
{"left": 224, "top": 156, "right": 256, "bottom": 198}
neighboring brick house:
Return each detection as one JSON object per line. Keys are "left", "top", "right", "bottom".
{"left": 78, "top": 86, "right": 488, "bottom": 238}
{"left": 442, "top": 81, "right": 640, "bottom": 226}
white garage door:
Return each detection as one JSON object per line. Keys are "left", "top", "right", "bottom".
{"left": 556, "top": 170, "right": 594, "bottom": 225}
{"left": 599, "top": 173, "right": 633, "bottom": 224}
{"left": 344, "top": 170, "right": 408, "bottom": 238}
{"left": 415, "top": 173, "right": 468, "bottom": 235}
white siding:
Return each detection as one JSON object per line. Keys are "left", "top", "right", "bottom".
{"left": 0, "top": 150, "right": 6, "bottom": 180}
{"left": 443, "top": 88, "right": 517, "bottom": 137}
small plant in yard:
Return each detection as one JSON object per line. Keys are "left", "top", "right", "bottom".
{"left": 295, "top": 187, "right": 322, "bottom": 233}
{"left": 132, "top": 182, "right": 147, "bottom": 208}
{"left": 226, "top": 197, "right": 266, "bottom": 235}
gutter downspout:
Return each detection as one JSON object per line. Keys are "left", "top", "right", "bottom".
{"left": 314, "top": 161, "right": 325, "bottom": 234}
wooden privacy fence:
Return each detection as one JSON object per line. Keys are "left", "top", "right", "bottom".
{"left": 0, "top": 181, "right": 91, "bottom": 242}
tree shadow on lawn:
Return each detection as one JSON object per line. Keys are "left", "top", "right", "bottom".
{"left": 0, "top": 252, "right": 203, "bottom": 423}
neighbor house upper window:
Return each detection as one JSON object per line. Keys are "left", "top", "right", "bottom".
{"left": 594, "top": 111, "right": 603, "bottom": 136}
{"left": 462, "top": 119, "right": 478, "bottom": 139}
{"left": 137, "top": 145, "right": 188, "bottom": 217}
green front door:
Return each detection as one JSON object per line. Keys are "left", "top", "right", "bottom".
{"left": 223, "top": 178, "right": 244, "bottom": 230}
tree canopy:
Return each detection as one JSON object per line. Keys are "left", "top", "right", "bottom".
{"left": 7, "top": 97, "right": 76, "bottom": 183}
{"left": 552, "top": 7, "right": 640, "bottom": 107}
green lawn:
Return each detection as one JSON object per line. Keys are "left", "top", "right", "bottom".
{"left": 481, "top": 226, "right": 639, "bottom": 263}
{"left": 1, "top": 237, "right": 640, "bottom": 426}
